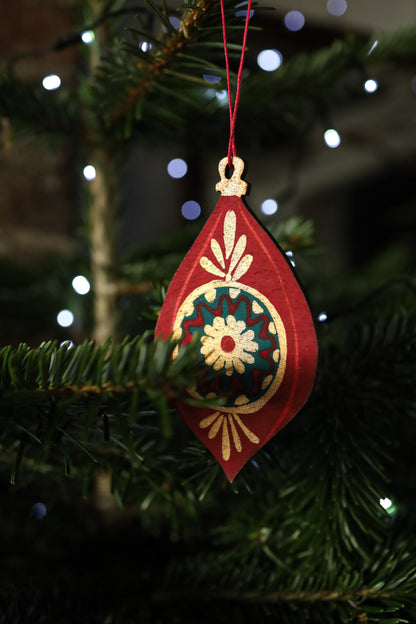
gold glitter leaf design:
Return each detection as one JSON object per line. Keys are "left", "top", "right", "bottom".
{"left": 224, "top": 210, "right": 236, "bottom": 259}
{"left": 228, "top": 235, "right": 246, "bottom": 279}
{"left": 232, "top": 254, "right": 253, "bottom": 281}
{"left": 199, "top": 412, "right": 259, "bottom": 460}
{"left": 199, "top": 210, "right": 253, "bottom": 283}
{"left": 222, "top": 419, "right": 231, "bottom": 460}
{"left": 211, "top": 239, "right": 225, "bottom": 269}
{"left": 228, "top": 415, "right": 242, "bottom": 452}
{"left": 233, "top": 414, "right": 260, "bottom": 444}
{"left": 200, "top": 256, "right": 226, "bottom": 278}
{"left": 200, "top": 412, "right": 220, "bottom": 429}
{"left": 208, "top": 414, "right": 224, "bottom": 439}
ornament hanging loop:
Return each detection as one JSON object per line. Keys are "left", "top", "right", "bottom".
{"left": 216, "top": 156, "right": 247, "bottom": 197}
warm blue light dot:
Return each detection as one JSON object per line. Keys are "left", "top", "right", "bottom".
{"left": 181, "top": 200, "right": 201, "bottom": 220}
{"left": 284, "top": 10, "right": 305, "bottom": 31}
{"left": 257, "top": 49, "right": 282, "bottom": 72}
{"left": 167, "top": 158, "right": 188, "bottom": 179}
{"left": 72, "top": 275, "right": 90, "bottom": 295}
{"left": 42, "top": 74, "right": 61, "bottom": 90}
{"left": 57, "top": 309, "right": 74, "bottom": 327}
{"left": 169, "top": 16, "right": 181, "bottom": 29}
{"left": 364, "top": 79, "right": 378, "bottom": 93}
{"left": 83, "top": 165, "right": 96, "bottom": 181}
{"left": 327, "top": 0, "right": 347, "bottom": 16}
{"left": 368, "top": 40, "right": 378, "bottom": 55}
{"left": 261, "top": 199, "right": 278, "bottom": 215}
{"left": 31, "top": 502, "right": 47, "bottom": 520}
{"left": 235, "top": 1, "right": 254, "bottom": 20}
{"left": 203, "top": 72, "right": 222, "bottom": 84}
{"left": 324, "top": 129, "right": 341, "bottom": 148}
{"left": 318, "top": 312, "right": 328, "bottom": 322}
{"left": 216, "top": 90, "right": 228, "bottom": 101}
{"left": 81, "top": 30, "right": 95, "bottom": 44}
{"left": 60, "top": 340, "right": 74, "bottom": 348}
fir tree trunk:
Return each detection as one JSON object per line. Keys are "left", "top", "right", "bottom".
{"left": 88, "top": 147, "right": 119, "bottom": 344}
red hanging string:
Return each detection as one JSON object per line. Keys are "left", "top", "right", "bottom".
{"left": 219, "top": 0, "right": 252, "bottom": 167}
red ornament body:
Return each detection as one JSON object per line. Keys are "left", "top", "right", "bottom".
{"left": 156, "top": 158, "right": 318, "bottom": 481}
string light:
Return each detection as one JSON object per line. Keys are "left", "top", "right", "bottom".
{"left": 81, "top": 30, "right": 95, "bottom": 44}
{"left": 364, "top": 79, "right": 378, "bottom": 93}
{"left": 284, "top": 10, "right": 305, "bottom": 31}
{"left": 379, "top": 497, "right": 397, "bottom": 515}
{"left": 368, "top": 40, "right": 378, "bottom": 55}
{"left": 60, "top": 340, "right": 74, "bottom": 348}
{"left": 286, "top": 250, "right": 295, "bottom": 267}
{"left": 326, "top": 0, "right": 347, "bottom": 16}
{"left": 83, "top": 165, "right": 96, "bottom": 181}
{"left": 57, "top": 309, "right": 74, "bottom": 327}
{"left": 216, "top": 90, "right": 228, "bottom": 101}
{"left": 167, "top": 158, "right": 188, "bottom": 179}
{"left": 140, "top": 41, "right": 152, "bottom": 52}
{"left": 181, "top": 200, "right": 201, "bottom": 220}
{"left": 42, "top": 74, "right": 61, "bottom": 90}
{"left": 257, "top": 49, "right": 282, "bottom": 72}
{"left": 324, "top": 129, "right": 341, "bottom": 148}
{"left": 72, "top": 275, "right": 90, "bottom": 295}
{"left": 260, "top": 199, "right": 278, "bottom": 215}
{"left": 318, "top": 312, "right": 328, "bottom": 322}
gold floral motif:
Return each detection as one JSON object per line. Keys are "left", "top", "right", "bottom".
{"left": 200, "top": 315, "right": 258, "bottom": 376}
{"left": 173, "top": 206, "right": 288, "bottom": 462}
{"left": 173, "top": 279, "right": 287, "bottom": 415}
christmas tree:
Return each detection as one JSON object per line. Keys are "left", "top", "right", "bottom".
{"left": 1, "top": 1, "right": 416, "bottom": 622}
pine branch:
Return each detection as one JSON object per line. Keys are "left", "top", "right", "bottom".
{"left": 108, "top": 0, "right": 218, "bottom": 123}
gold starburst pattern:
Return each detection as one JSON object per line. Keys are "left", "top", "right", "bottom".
{"left": 199, "top": 411, "right": 260, "bottom": 461}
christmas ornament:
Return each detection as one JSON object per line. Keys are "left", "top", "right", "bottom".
{"left": 155, "top": 0, "right": 318, "bottom": 481}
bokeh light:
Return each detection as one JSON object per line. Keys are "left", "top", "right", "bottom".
{"left": 284, "top": 11, "right": 305, "bottom": 31}
{"left": 260, "top": 199, "right": 278, "bottom": 215}
{"left": 181, "top": 200, "right": 201, "bottom": 220}
{"left": 81, "top": 31, "right": 95, "bottom": 44}
{"left": 324, "top": 128, "right": 341, "bottom": 148}
{"left": 72, "top": 275, "right": 91, "bottom": 295}
{"left": 57, "top": 309, "right": 74, "bottom": 327}
{"left": 167, "top": 158, "right": 188, "bottom": 179}
{"left": 83, "top": 165, "right": 96, "bottom": 181}
{"left": 257, "top": 49, "right": 282, "bottom": 72}
{"left": 364, "top": 79, "right": 378, "bottom": 93}
{"left": 327, "top": 0, "right": 347, "bottom": 16}
{"left": 42, "top": 74, "right": 61, "bottom": 90}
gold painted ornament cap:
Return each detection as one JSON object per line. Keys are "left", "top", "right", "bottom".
{"left": 216, "top": 156, "right": 248, "bottom": 197}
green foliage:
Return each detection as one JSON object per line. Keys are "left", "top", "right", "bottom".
{"left": 1, "top": 2, "right": 416, "bottom": 622}
{"left": 1, "top": 297, "right": 416, "bottom": 622}
{"left": 3, "top": 2, "right": 416, "bottom": 148}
